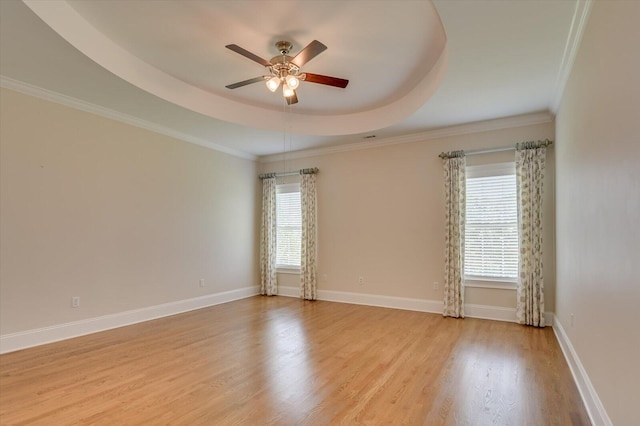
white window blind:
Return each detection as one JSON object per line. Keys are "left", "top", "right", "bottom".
{"left": 276, "top": 183, "right": 301, "bottom": 269}
{"left": 465, "top": 163, "right": 518, "bottom": 280}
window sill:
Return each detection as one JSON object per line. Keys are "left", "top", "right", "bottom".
{"left": 464, "top": 278, "right": 517, "bottom": 290}
{"left": 277, "top": 267, "right": 300, "bottom": 275}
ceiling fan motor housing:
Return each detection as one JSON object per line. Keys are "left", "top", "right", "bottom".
{"left": 269, "top": 41, "right": 300, "bottom": 80}
{"left": 268, "top": 55, "right": 300, "bottom": 79}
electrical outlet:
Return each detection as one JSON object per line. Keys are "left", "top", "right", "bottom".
{"left": 199, "top": 279, "right": 205, "bottom": 288}
{"left": 570, "top": 313, "right": 574, "bottom": 327}
{"left": 71, "top": 296, "right": 80, "bottom": 308}
{"left": 433, "top": 281, "right": 439, "bottom": 290}
{"left": 358, "top": 276, "right": 364, "bottom": 285}
{"left": 322, "top": 274, "right": 328, "bottom": 282}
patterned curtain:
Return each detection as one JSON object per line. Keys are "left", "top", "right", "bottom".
{"left": 515, "top": 142, "right": 547, "bottom": 327}
{"left": 442, "top": 151, "right": 466, "bottom": 318}
{"left": 300, "top": 173, "right": 317, "bottom": 300}
{"left": 260, "top": 177, "right": 277, "bottom": 296}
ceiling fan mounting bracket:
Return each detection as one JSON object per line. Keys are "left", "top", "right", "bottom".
{"left": 275, "top": 40, "right": 293, "bottom": 55}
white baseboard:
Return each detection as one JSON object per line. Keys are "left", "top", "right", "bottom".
{"left": 553, "top": 315, "right": 612, "bottom": 426}
{"left": 0, "top": 286, "right": 260, "bottom": 354}
{"left": 278, "top": 285, "right": 442, "bottom": 313}
{"left": 276, "top": 286, "right": 555, "bottom": 324}
{"left": 0, "top": 283, "right": 556, "bottom": 358}
{"left": 465, "top": 303, "right": 516, "bottom": 322}
{"left": 277, "top": 285, "right": 301, "bottom": 298}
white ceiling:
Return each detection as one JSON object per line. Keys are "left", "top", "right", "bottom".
{"left": 0, "top": 0, "right": 579, "bottom": 158}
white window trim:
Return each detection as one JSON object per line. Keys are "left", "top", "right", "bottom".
{"left": 277, "top": 266, "right": 301, "bottom": 274}
{"left": 276, "top": 182, "right": 300, "bottom": 194}
{"left": 276, "top": 182, "right": 301, "bottom": 271}
{"left": 464, "top": 162, "right": 518, "bottom": 284}
{"left": 464, "top": 277, "right": 518, "bottom": 290}
{"left": 466, "top": 162, "right": 515, "bottom": 178}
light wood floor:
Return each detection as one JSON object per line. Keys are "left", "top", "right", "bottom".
{"left": 1, "top": 296, "right": 589, "bottom": 425}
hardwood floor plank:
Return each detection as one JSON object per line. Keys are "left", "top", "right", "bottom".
{"left": 0, "top": 296, "right": 590, "bottom": 425}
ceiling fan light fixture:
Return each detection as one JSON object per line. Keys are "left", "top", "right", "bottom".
{"left": 282, "top": 83, "right": 295, "bottom": 98}
{"left": 285, "top": 74, "right": 300, "bottom": 90}
{"left": 225, "top": 40, "right": 348, "bottom": 106}
{"left": 266, "top": 76, "right": 281, "bottom": 92}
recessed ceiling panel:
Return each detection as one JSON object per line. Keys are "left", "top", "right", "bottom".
{"left": 24, "top": 0, "right": 448, "bottom": 136}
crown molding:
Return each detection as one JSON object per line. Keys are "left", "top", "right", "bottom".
{"left": 259, "top": 111, "right": 554, "bottom": 163}
{"left": 551, "top": 0, "right": 594, "bottom": 112}
{"left": 1, "top": 75, "right": 555, "bottom": 164}
{"left": 0, "top": 76, "right": 257, "bottom": 161}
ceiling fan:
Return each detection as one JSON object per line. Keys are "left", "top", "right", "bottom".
{"left": 225, "top": 40, "right": 349, "bottom": 105}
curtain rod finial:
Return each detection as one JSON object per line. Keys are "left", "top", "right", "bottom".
{"left": 439, "top": 150, "right": 465, "bottom": 159}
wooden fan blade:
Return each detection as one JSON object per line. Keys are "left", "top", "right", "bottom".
{"left": 225, "top": 76, "right": 268, "bottom": 89}
{"left": 302, "top": 73, "right": 349, "bottom": 88}
{"left": 286, "top": 91, "right": 299, "bottom": 105}
{"left": 291, "top": 40, "right": 327, "bottom": 68}
{"left": 225, "top": 44, "right": 271, "bottom": 67}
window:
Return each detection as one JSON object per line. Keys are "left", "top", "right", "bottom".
{"left": 464, "top": 163, "right": 518, "bottom": 284}
{"left": 276, "top": 183, "right": 301, "bottom": 270}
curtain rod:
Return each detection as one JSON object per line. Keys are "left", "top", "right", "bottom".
{"left": 259, "top": 167, "right": 319, "bottom": 180}
{"left": 439, "top": 139, "right": 553, "bottom": 159}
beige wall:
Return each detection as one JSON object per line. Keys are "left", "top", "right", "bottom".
{"left": 0, "top": 88, "right": 259, "bottom": 334}
{"left": 555, "top": 1, "right": 640, "bottom": 424}
{"left": 261, "top": 121, "right": 555, "bottom": 312}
